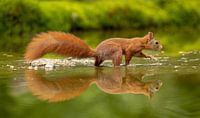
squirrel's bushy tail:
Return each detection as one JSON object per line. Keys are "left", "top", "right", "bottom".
{"left": 25, "top": 32, "right": 95, "bottom": 61}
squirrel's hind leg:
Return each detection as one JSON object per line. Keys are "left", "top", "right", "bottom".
{"left": 94, "top": 57, "right": 103, "bottom": 67}
{"left": 112, "top": 50, "right": 122, "bottom": 67}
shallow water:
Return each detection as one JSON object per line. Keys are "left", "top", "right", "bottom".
{"left": 0, "top": 50, "right": 200, "bottom": 118}
{"left": 0, "top": 29, "right": 200, "bottom": 118}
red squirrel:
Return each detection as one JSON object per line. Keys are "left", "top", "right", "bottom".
{"left": 25, "top": 32, "right": 162, "bottom": 67}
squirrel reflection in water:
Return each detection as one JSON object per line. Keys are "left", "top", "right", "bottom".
{"left": 25, "top": 68, "right": 162, "bottom": 102}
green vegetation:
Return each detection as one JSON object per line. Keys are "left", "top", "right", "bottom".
{"left": 0, "top": 0, "right": 200, "bottom": 35}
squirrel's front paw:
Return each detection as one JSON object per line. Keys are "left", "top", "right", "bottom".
{"left": 120, "top": 64, "right": 126, "bottom": 66}
{"left": 146, "top": 55, "right": 158, "bottom": 61}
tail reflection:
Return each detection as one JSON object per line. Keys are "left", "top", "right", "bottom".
{"left": 25, "top": 70, "right": 94, "bottom": 102}
{"left": 25, "top": 68, "right": 162, "bottom": 102}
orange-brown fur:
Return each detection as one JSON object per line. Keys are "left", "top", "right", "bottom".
{"left": 25, "top": 32, "right": 95, "bottom": 60}
{"left": 25, "top": 68, "right": 162, "bottom": 102}
{"left": 25, "top": 70, "right": 94, "bottom": 102}
{"left": 25, "top": 32, "right": 162, "bottom": 66}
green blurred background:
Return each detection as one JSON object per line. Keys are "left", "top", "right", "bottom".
{"left": 0, "top": 0, "right": 200, "bottom": 54}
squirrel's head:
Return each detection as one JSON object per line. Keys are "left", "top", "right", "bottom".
{"left": 144, "top": 32, "right": 163, "bottom": 51}
{"left": 146, "top": 80, "right": 162, "bottom": 98}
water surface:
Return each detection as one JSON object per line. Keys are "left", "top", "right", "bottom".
{"left": 0, "top": 29, "right": 200, "bottom": 118}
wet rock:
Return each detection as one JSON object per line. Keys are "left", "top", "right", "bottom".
{"left": 34, "top": 66, "right": 38, "bottom": 70}
{"left": 27, "top": 58, "right": 95, "bottom": 69}
{"left": 174, "top": 66, "right": 180, "bottom": 69}
{"left": 28, "top": 66, "right": 33, "bottom": 70}
{"left": 9, "top": 65, "right": 14, "bottom": 69}
{"left": 192, "top": 66, "right": 197, "bottom": 69}
{"left": 189, "top": 59, "right": 199, "bottom": 62}
{"left": 3, "top": 53, "right": 13, "bottom": 57}
{"left": 31, "top": 59, "right": 49, "bottom": 66}
{"left": 45, "top": 62, "right": 55, "bottom": 68}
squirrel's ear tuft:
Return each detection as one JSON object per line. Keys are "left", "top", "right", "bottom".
{"left": 148, "top": 32, "right": 154, "bottom": 40}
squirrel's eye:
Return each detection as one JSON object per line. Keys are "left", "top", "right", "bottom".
{"left": 155, "top": 42, "right": 158, "bottom": 44}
